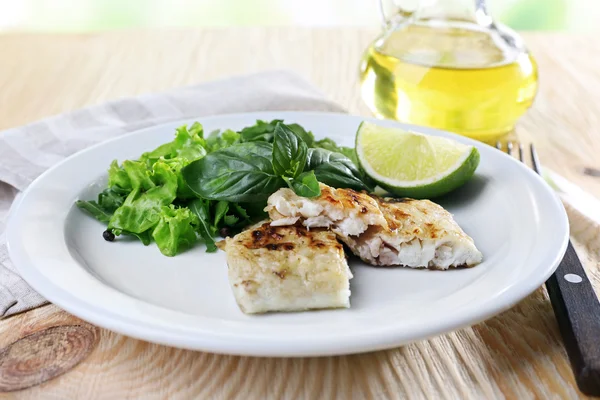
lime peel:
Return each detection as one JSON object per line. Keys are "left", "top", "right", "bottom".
{"left": 356, "top": 121, "right": 480, "bottom": 199}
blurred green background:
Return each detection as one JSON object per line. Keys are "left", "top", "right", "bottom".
{"left": 0, "top": 0, "right": 594, "bottom": 32}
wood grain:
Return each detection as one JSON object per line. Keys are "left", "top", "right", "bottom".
{"left": 0, "top": 28, "right": 599, "bottom": 399}
{"left": 0, "top": 325, "right": 98, "bottom": 392}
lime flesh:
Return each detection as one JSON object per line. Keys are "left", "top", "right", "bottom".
{"left": 356, "top": 121, "right": 480, "bottom": 198}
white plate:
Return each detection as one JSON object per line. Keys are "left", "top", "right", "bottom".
{"left": 7, "top": 112, "right": 568, "bottom": 357}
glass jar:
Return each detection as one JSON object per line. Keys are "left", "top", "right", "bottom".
{"left": 360, "top": 0, "right": 539, "bottom": 142}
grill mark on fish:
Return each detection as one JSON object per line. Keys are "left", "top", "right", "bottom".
{"left": 273, "top": 269, "right": 288, "bottom": 279}
{"left": 265, "top": 243, "right": 295, "bottom": 251}
{"left": 243, "top": 222, "right": 334, "bottom": 251}
{"left": 378, "top": 196, "right": 414, "bottom": 204}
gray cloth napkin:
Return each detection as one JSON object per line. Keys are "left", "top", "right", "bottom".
{"left": 0, "top": 70, "right": 344, "bottom": 318}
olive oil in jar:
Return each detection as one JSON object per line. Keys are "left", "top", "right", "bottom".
{"left": 360, "top": 22, "right": 539, "bottom": 142}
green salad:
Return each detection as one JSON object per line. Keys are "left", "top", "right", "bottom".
{"left": 77, "top": 120, "right": 373, "bottom": 256}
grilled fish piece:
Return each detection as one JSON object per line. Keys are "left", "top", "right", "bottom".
{"left": 266, "top": 183, "right": 387, "bottom": 236}
{"left": 217, "top": 222, "right": 352, "bottom": 314}
{"left": 266, "top": 185, "right": 482, "bottom": 269}
{"left": 343, "top": 195, "right": 483, "bottom": 269}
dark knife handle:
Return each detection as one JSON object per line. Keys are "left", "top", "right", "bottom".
{"left": 546, "top": 241, "right": 600, "bottom": 396}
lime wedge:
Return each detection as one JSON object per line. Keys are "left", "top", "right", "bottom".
{"left": 356, "top": 121, "right": 480, "bottom": 198}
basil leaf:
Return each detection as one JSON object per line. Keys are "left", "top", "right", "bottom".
{"left": 313, "top": 138, "right": 359, "bottom": 167}
{"left": 290, "top": 171, "right": 321, "bottom": 198}
{"left": 77, "top": 183, "right": 131, "bottom": 224}
{"left": 239, "top": 119, "right": 282, "bottom": 143}
{"left": 222, "top": 203, "right": 251, "bottom": 228}
{"left": 182, "top": 142, "right": 284, "bottom": 203}
{"left": 231, "top": 203, "right": 250, "bottom": 221}
{"left": 188, "top": 199, "right": 218, "bottom": 253}
{"left": 306, "top": 148, "right": 372, "bottom": 191}
{"left": 76, "top": 200, "right": 112, "bottom": 223}
{"left": 224, "top": 214, "right": 239, "bottom": 226}
{"left": 287, "top": 123, "right": 315, "bottom": 147}
{"left": 97, "top": 186, "right": 128, "bottom": 212}
{"left": 77, "top": 185, "right": 130, "bottom": 224}
{"left": 238, "top": 201, "right": 269, "bottom": 220}
{"left": 272, "top": 123, "right": 307, "bottom": 178}
{"left": 213, "top": 201, "right": 229, "bottom": 226}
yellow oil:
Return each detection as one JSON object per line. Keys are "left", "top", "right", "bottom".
{"left": 360, "top": 23, "right": 539, "bottom": 142}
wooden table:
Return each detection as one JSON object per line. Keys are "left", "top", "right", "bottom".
{"left": 1, "top": 28, "right": 599, "bottom": 399}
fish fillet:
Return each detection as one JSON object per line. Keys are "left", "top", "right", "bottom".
{"left": 218, "top": 221, "right": 352, "bottom": 314}
{"left": 266, "top": 183, "right": 387, "bottom": 236}
{"left": 266, "top": 185, "right": 482, "bottom": 269}
{"left": 343, "top": 195, "right": 483, "bottom": 269}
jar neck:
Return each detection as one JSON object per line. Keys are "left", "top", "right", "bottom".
{"left": 416, "top": 0, "right": 492, "bottom": 25}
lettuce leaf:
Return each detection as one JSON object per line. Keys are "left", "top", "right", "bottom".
{"left": 127, "top": 230, "right": 152, "bottom": 246}
{"left": 141, "top": 122, "right": 207, "bottom": 165}
{"left": 134, "top": 122, "right": 209, "bottom": 199}
{"left": 162, "top": 157, "right": 196, "bottom": 199}
{"left": 108, "top": 161, "right": 178, "bottom": 234}
{"left": 206, "top": 129, "right": 241, "bottom": 151}
{"left": 108, "top": 160, "right": 132, "bottom": 190}
{"left": 173, "top": 122, "right": 208, "bottom": 162}
{"left": 152, "top": 205, "right": 199, "bottom": 256}
{"left": 122, "top": 160, "right": 155, "bottom": 191}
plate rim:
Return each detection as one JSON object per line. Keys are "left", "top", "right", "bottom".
{"left": 6, "top": 111, "right": 570, "bottom": 356}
